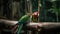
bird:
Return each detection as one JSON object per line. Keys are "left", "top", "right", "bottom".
{"left": 17, "top": 13, "right": 33, "bottom": 34}
{"left": 17, "top": 12, "right": 39, "bottom": 34}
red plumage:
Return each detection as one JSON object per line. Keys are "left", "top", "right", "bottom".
{"left": 33, "top": 11, "right": 39, "bottom": 18}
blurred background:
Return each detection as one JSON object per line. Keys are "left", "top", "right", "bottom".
{"left": 0, "top": 0, "right": 60, "bottom": 34}
{"left": 0, "top": 0, "right": 60, "bottom": 22}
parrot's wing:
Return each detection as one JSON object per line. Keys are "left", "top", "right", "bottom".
{"left": 18, "top": 15, "right": 30, "bottom": 24}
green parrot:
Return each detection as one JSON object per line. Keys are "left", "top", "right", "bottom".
{"left": 18, "top": 15, "right": 31, "bottom": 24}
{"left": 17, "top": 13, "right": 32, "bottom": 34}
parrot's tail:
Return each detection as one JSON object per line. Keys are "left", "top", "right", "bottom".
{"left": 17, "top": 24, "right": 23, "bottom": 34}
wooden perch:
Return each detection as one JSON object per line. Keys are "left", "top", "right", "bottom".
{"left": 0, "top": 19, "right": 60, "bottom": 29}
{"left": 0, "top": 19, "right": 18, "bottom": 26}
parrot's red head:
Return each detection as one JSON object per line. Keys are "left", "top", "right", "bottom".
{"left": 32, "top": 11, "right": 39, "bottom": 18}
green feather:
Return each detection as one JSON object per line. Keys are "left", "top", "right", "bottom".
{"left": 18, "top": 15, "right": 30, "bottom": 24}
{"left": 17, "top": 15, "right": 30, "bottom": 34}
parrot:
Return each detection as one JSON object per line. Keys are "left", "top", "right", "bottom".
{"left": 17, "top": 13, "right": 32, "bottom": 34}
{"left": 17, "top": 12, "right": 39, "bottom": 34}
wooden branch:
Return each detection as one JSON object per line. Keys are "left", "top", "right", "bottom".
{"left": 0, "top": 19, "right": 18, "bottom": 26}
{"left": 0, "top": 19, "right": 60, "bottom": 29}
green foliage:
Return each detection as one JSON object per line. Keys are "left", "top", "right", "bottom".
{"left": 39, "top": 0, "right": 60, "bottom": 22}
{"left": 32, "top": 0, "right": 38, "bottom": 12}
